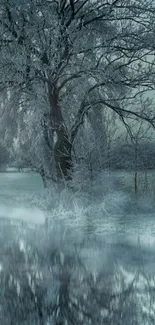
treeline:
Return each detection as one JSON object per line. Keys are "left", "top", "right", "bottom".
{"left": 110, "top": 141, "right": 155, "bottom": 170}
{"left": 3, "top": 138, "right": 155, "bottom": 173}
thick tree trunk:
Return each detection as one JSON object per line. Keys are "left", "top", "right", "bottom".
{"left": 48, "top": 82, "right": 73, "bottom": 182}
{"left": 54, "top": 129, "right": 72, "bottom": 181}
{"left": 39, "top": 166, "right": 47, "bottom": 188}
{"left": 134, "top": 170, "right": 138, "bottom": 195}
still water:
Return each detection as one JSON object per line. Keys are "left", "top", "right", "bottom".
{"left": 0, "top": 171, "right": 155, "bottom": 270}
{"left": 0, "top": 171, "right": 45, "bottom": 224}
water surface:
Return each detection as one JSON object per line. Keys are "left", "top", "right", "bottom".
{"left": 0, "top": 171, "right": 155, "bottom": 269}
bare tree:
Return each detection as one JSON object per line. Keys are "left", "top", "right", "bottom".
{"left": 0, "top": 142, "right": 10, "bottom": 171}
{"left": 1, "top": 0, "right": 155, "bottom": 184}
{"left": 122, "top": 95, "right": 154, "bottom": 194}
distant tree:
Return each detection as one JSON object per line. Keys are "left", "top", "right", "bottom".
{"left": 0, "top": 142, "right": 10, "bottom": 171}
{"left": 126, "top": 115, "right": 153, "bottom": 194}
{"left": 73, "top": 109, "right": 118, "bottom": 184}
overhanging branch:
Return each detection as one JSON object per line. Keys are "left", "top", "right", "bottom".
{"left": 71, "top": 97, "right": 155, "bottom": 144}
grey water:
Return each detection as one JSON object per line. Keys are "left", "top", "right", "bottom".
{"left": 0, "top": 171, "right": 45, "bottom": 224}
{"left": 1, "top": 171, "right": 155, "bottom": 323}
{"left": 0, "top": 171, "right": 155, "bottom": 270}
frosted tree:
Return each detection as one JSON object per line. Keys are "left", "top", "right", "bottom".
{"left": 0, "top": 0, "right": 155, "bottom": 184}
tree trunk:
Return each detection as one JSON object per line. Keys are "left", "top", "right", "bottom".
{"left": 134, "top": 170, "right": 138, "bottom": 195}
{"left": 48, "top": 82, "right": 73, "bottom": 182}
{"left": 39, "top": 166, "right": 47, "bottom": 188}
{"left": 54, "top": 129, "right": 72, "bottom": 181}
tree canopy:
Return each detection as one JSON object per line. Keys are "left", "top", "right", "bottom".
{"left": 1, "top": 0, "right": 155, "bottom": 183}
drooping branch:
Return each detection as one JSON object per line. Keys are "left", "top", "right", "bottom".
{"left": 71, "top": 96, "right": 155, "bottom": 144}
{"left": 93, "top": 99, "right": 155, "bottom": 128}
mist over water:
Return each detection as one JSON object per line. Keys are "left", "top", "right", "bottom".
{"left": 0, "top": 171, "right": 45, "bottom": 223}
{"left": 1, "top": 171, "right": 155, "bottom": 244}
